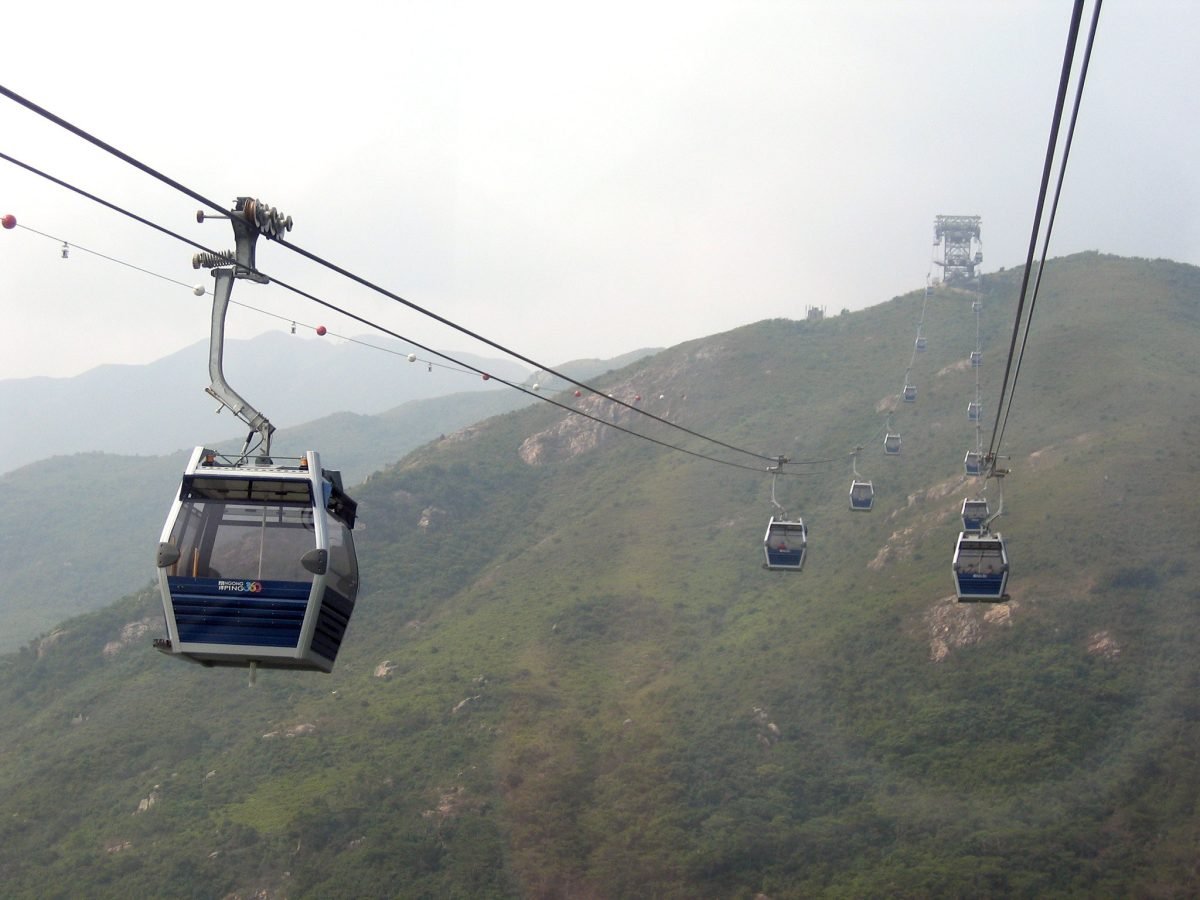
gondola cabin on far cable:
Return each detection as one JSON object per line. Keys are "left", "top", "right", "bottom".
{"left": 763, "top": 517, "right": 807, "bottom": 571}
{"left": 155, "top": 447, "right": 359, "bottom": 671}
{"left": 952, "top": 532, "right": 1009, "bottom": 601}
{"left": 961, "top": 498, "right": 989, "bottom": 532}
{"left": 849, "top": 480, "right": 875, "bottom": 512}
{"left": 964, "top": 450, "right": 982, "bottom": 477}
{"left": 883, "top": 432, "right": 902, "bottom": 455}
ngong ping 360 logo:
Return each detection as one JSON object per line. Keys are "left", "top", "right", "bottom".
{"left": 217, "top": 580, "right": 263, "bottom": 593}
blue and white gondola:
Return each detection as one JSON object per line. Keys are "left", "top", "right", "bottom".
{"left": 960, "top": 498, "right": 989, "bottom": 532}
{"left": 849, "top": 480, "right": 875, "bottom": 512}
{"left": 952, "top": 532, "right": 1009, "bottom": 601}
{"left": 964, "top": 450, "right": 982, "bottom": 477}
{"left": 154, "top": 447, "right": 359, "bottom": 672}
{"left": 763, "top": 516, "right": 807, "bottom": 571}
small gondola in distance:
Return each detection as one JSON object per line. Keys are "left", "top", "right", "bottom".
{"left": 849, "top": 480, "right": 875, "bottom": 511}
{"left": 763, "top": 516, "right": 807, "bottom": 571}
{"left": 960, "top": 498, "right": 989, "bottom": 533}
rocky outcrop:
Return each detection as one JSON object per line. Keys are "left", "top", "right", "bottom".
{"left": 926, "top": 595, "right": 1018, "bottom": 662}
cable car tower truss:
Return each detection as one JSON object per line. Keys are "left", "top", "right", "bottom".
{"left": 192, "top": 197, "right": 294, "bottom": 460}
{"left": 933, "top": 215, "right": 983, "bottom": 283}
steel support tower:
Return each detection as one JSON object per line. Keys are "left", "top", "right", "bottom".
{"left": 934, "top": 215, "right": 983, "bottom": 282}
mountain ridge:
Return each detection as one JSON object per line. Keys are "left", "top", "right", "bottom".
{"left": 0, "top": 253, "right": 1197, "bottom": 897}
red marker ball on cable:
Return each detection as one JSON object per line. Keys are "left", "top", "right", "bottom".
{"left": 1, "top": 214, "right": 16, "bottom": 230}
{"left": 316, "top": 325, "right": 327, "bottom": 336}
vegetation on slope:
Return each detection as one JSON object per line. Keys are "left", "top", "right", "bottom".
{"left": 0, "top": 254, "right": 1197, "bottom": 898}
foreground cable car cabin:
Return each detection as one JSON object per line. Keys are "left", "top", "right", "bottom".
{"left": 952, "top": 532, "right": 1009, "bottom": 601}
{"left": 883, "top": 432, "right": 902, "bottom": 455}
{"left": 154, "top": 447, "right": 359, "bottom": 672}
{"left": 763, "top": 517, "right": 807, "bottom": 571}
{"left": 961, "top": 498, "right": 989, "bottom": 532}
{"left": 849, "top": 480, "right": 875, "bottom": 511}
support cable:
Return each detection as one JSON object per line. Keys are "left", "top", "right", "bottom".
{"left": 0, "top": 83, "right": 778, "bottom": 466}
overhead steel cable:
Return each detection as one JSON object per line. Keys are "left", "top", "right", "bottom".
{"left": 991, "top": 0, "right": 1103, "bottom": 457}
{"left": 984, "top": 0, "right": 1092, "bottom": 464}
{"left": 0, "top": 83, "right": 781, "bottom": 467}
{"left": 0, "top": 156, "right": 801, "bottom": 476}
{"left": 8, "top": 219, "right": 483, "bottom": 377}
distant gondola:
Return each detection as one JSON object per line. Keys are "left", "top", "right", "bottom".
{"left": 763, "top": 516, "right": 807, "bottom": 571}
{"left": 960, "top": 498, "right": 989, "bottom": 532}
{"left": 970, "top": 350, "right": 982, "bottom": 368}
{"left": 154, "top": 447, "right": 359, "bottom": 672}
{"left": 903, "top": 383, "right": 917, "bottom": 403}
{"left": 964, "top": 450, "right": 982, "bottom": 477}
{"left": 849, "top": 480, "right": 875, "bottom": 512}
{"left": 883, "top": 432, "right": 902, "bottom": 455}
{"left": 952, "top": 531, "right": 1009, "bottom": 601}
{"left": 967, "top": 401, "right": 982, "bottom": 423}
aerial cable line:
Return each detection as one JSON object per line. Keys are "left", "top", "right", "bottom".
{"left": 985, "top": 0, "right": 1096, "bottom": 464}
{"left": 6, "top": 218, "right": 486, "bottom": 378}
{"left": 0, "top": 163, "right": 795, "bottom": 476}
{"left": 0, "top": 83, "right": 780, "bottom": 467}
{"left": 991, "top": 0, "right": 1102, "bottom": 457}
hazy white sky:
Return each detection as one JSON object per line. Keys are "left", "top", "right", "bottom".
{"left": 1, "top": 0, "right": 1194, "bottom": 381}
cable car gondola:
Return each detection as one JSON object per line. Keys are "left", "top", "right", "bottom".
{"left": 952, "top": 531, "right": 1009, "bottom": 601}
{"left": 903, "top": 383, "right": 917, "bottom": 403}
{"left": 763, "top": 516, "right": 807, "bottom": 571}
{"left": 964, "top": 450, "right": 982, "bottom": 477}
{"left": 967, "top": 401, "right": 982, "bottom": 422}
{"left": 970, "top": 350, "right": 982, "bottom": 368}
{"left": 960, "top": 497, "right": 989, "bottom": 532}
{"left": 155, "top": 447, "right": 359, "bottom": 671}
{"left": 153, "top": 197, "right": 361, "bottom": 675}
{"left": 915, "top": 336, "right": 927, "bottom": 353}
{"left": 849, "top": 481, "right": 875, "bottom": 511}
{"left": 883, "top": 432, "right": 902, "bottom": 455}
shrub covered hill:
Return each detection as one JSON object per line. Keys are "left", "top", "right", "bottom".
{"left": 1, "top": 252, "right": 1198, "bottom": 898}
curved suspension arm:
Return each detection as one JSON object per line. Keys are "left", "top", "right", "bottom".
{"left": 205, "top": 267, "right": 274, "bottom": 454}
{"left": 197, "top": 197, "right": 289, "bottom": 458}
{"left": 769, "top": 457, "right": 790, "bottom": 518}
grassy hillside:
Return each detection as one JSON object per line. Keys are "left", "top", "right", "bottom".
{"left": 0, "top": 254, "right": 1197, "bottom": 897}
{"left": 0, "top": 350, "right": 656, "bottom": 652}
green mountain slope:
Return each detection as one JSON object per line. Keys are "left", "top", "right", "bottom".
{"left": 0, "top": 351, "right": 660, "bottom": 652}
{"left": 0, "top": 254, "right": 1197, "bottom": 897}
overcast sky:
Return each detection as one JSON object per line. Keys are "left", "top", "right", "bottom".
{"left": 1, "top": 0, "right": 1194, "bottom": 383}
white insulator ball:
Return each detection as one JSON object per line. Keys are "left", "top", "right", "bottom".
{"left": 407, "top": 353, "right": 417, "bottom": 362}
{"left": 193, "top": 284, "right": 206, "bottom": 296}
